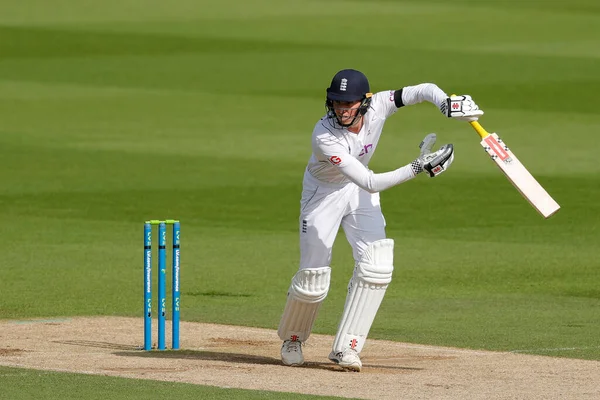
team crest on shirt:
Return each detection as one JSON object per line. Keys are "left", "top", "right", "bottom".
{"left": 329, "top": 156, "right": 342, "bottom": 165}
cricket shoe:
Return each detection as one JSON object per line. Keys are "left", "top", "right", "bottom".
{"left": 281, "top": 339, "right": 304, "bottom": 366}
{"left": 328, "top": 348, "right": 362, "bottom": 372}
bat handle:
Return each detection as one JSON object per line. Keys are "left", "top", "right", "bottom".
{"left": 470, "top": 121, "right": 489, "bottom": 139}
{"left": 448, "top": 93, "right": 489, "bottom": 139}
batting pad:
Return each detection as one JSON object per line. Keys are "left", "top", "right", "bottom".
{"left": 278, "top": 266, "right": 331, "bottom": 342}
{"left": 332, "top": 239, "right": 394, "bottom": 354}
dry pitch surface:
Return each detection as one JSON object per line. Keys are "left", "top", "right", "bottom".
{"left": 0, "top": 317, "right": 598, "bottom": 399}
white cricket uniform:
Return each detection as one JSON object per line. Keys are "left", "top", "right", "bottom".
{"left": 299, "top": 84, "right": 447, "bottom": 268}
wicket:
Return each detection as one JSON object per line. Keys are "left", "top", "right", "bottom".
{"left": 144, "top": 219, "right": 180, "bottom": 351}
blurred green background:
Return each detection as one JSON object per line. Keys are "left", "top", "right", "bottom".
{"left": 1, "top": 0, "right": 599, "bottom": 375}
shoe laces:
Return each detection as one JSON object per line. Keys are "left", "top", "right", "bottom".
{"left": 338, "top": 348, "right": 359, "bottom": 360}
{"left": 284, "top": 340, "right": 302, "bottom": 353}
{"left": 344, "top": 348, "right": 358, "bottom": 356}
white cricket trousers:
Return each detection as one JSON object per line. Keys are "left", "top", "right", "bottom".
{"left": 299, "top": 172, "right": 386, "bottom": 269}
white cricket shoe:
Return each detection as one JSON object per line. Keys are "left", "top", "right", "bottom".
{"left": 328, "top": 348, "right": 362, "bottom": 372}
{"left": 281, "top": 340, "right": 304, "bottom": 366}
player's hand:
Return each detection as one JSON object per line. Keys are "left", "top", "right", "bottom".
{"left": 440, "top": 95, "right": 484, "bottom": 122}
{"left": 411, "top": 133, "right": 454, "bottom": 177}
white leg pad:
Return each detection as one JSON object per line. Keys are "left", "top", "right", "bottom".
{"left": 332, "top": 239, "right": 394, "bottom": 354}
{"left": 278, "top": 266, "right": 331, "bottom": 342}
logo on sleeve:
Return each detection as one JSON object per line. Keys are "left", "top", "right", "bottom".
{"left": 329, "top": 156, "right": 342, "bottom": 165}
{"left": 389, "top": 91, "right": 395, "bottom": 102}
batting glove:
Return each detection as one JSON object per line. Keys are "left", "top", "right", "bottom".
{"left": 440, "top": 94, "right": 484, "bottom": 122}
{"left": 410, "top": 133, "right": 455, "bottom": 177}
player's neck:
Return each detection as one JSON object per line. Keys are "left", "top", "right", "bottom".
{"left": 347, "top": 118, "right": 363, "bottom": 134}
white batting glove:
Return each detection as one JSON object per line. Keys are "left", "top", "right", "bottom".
{"left": 410, "top": 133, "right": 455, "bottom": 177}
{"left": 440, "top": 95, "right": 484, "bottom": 122}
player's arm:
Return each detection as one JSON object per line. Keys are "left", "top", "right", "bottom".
{"left": 317, "top": 135, "right": 454, "bottom": 193}
{"left": 334, "top": 155, "right": 416, "bottom": 193}
{"left": 394, "top": 83, "right": 448, "bottom": 108}
{"left": 394, "top": 84, "right": 484, "bottom": 122}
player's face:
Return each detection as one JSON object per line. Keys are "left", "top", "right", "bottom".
{"left": 332, "top": 100, "right": 362, "bottom": 125}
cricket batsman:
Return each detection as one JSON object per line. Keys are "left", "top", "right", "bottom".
{"left": 277, "top": 69, "right": 483, "bottom": 371}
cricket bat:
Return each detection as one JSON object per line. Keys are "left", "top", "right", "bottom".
{"left": 470, "top": 121, "right": 560, "bottom": 218}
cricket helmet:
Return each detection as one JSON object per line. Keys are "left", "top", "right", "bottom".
{"left": 325, "top": 69, "right": 373, "bottom": 127}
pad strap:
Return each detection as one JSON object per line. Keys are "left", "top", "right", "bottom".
{"left": 278, "top": 267, "right": 331, "bottom": 342}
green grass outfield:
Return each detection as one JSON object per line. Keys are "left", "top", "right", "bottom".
{"left": 1, "top": 0, "right": 599, "bottom": 398}
{"left": 0, "top": 366, "right": 351, "bottom": 400}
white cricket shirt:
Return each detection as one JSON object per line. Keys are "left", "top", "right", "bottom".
{"left": 305, "top": 83, "right": 448, "bottom": 193}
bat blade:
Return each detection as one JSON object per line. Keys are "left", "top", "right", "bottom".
{"left": 479, "top": 132, "right": 560, "bottom": 218}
